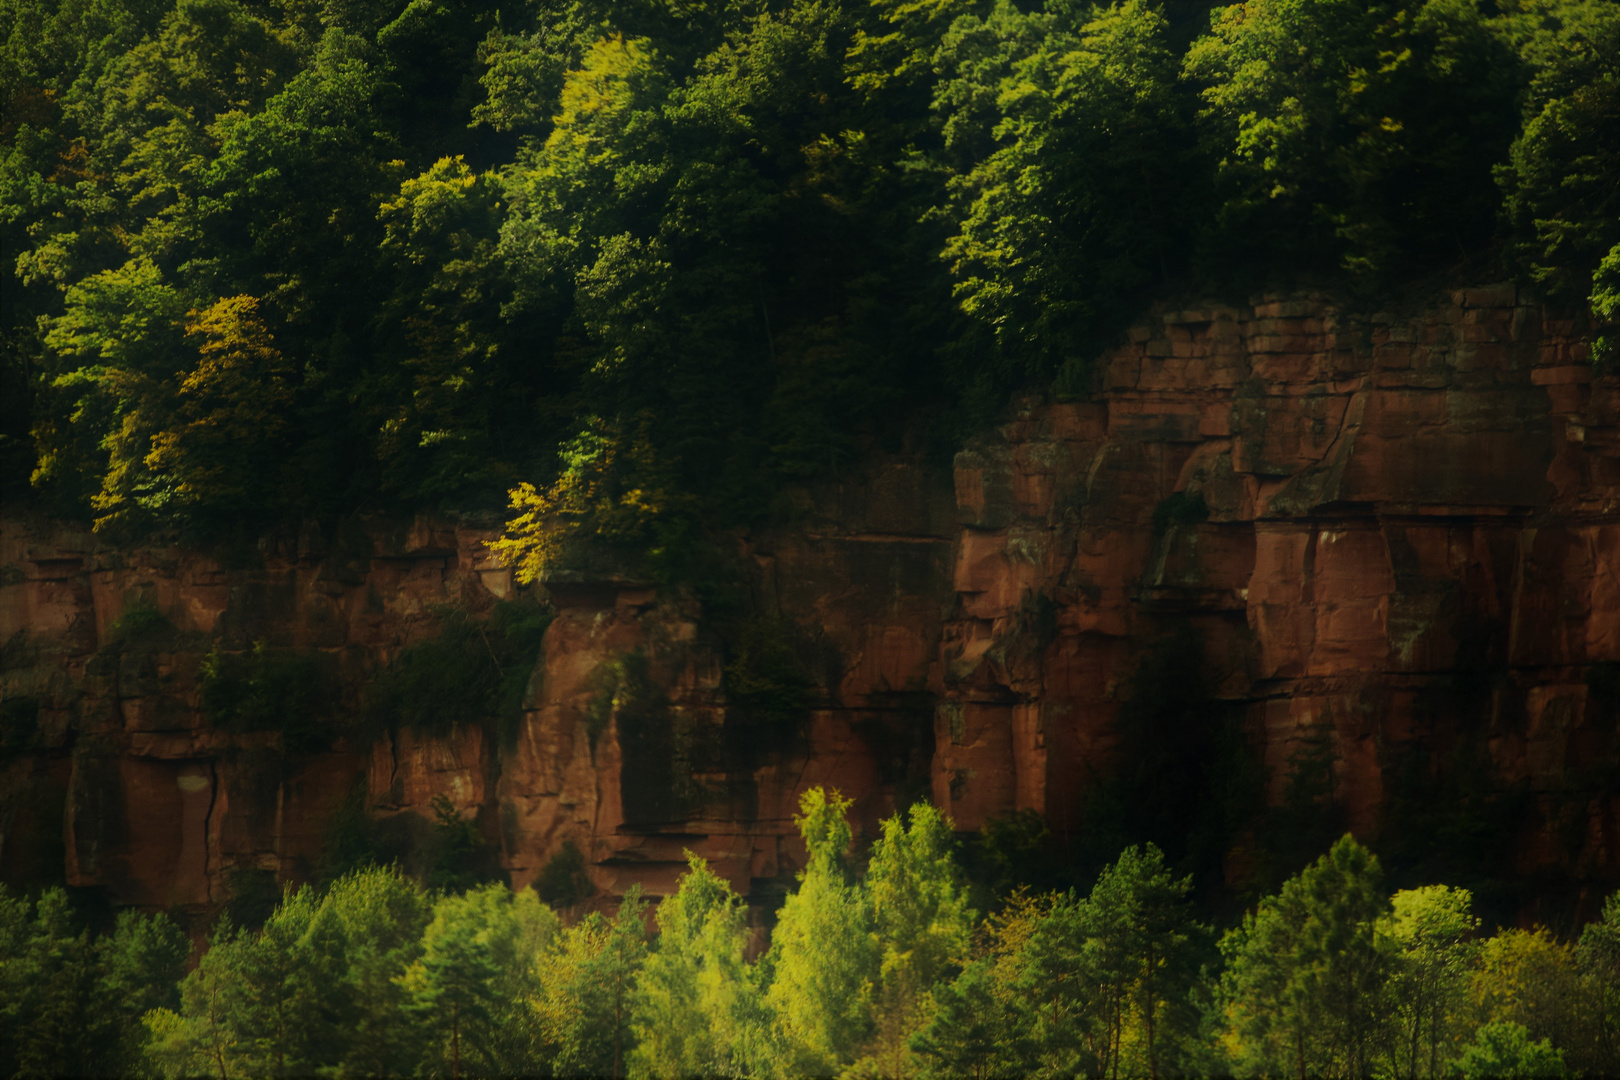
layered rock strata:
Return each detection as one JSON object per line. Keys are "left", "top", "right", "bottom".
{"left": 1, "top": 285, "right": 1616, "bottom": 920}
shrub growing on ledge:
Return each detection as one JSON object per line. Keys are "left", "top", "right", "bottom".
{"left": 364, "top": 601, "right": 551, "bottom": 744}
{"left": 722, "top": 616, "right": 818, "bottom": 758}
{"left": 199, "top": 642, "right": 341, "bottom": 754}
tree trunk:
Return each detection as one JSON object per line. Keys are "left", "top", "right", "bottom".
{"left": 1111, "top": 993, "right": 1122, "bottom": 1080}
{"left": 1145, "top": 947, "right": 1159, "bottom": 1080}
{"left": 451, "top": 1003, "right": 461, "bottom": 1080}
{"left": 613, "top": 976, "right": 623, "bottom": 1080}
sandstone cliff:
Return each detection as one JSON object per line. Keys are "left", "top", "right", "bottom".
{"left": 2, "top": 286, "right": 1616, "bottom": 925}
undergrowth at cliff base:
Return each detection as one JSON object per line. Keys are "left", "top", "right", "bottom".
{"left": 5, "top": 788, "right": 1619, "bottom": 1079}
{"left": 318, "top": 787, "right": 503, "bottom": 894}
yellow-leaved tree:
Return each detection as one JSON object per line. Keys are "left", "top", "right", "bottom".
{"left": 145, "top": 295, "right": 295, "bottom": 522}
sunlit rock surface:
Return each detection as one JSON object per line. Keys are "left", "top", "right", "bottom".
{"left": 3, "top": 286, "right": 1616, "bottom": 922}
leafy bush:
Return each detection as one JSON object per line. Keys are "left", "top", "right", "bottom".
{"left": 318, "top": 787, "right": 501, "bottom": 893}
{"left": 222, "top": 867, "right": 282, "bottom": 932}
{"left": 1450, "top": 1022, "right": 1567, "bottom": 1079}
{"left": 364, "top": 600, "right": 551, "bottom": 744}
{"left": 107, "top": 600, "right": 173, "bottom": 643}
{"left": 535, "top": 840, "right": 595, "bottom": 909}
{"left": 425, "top": 794, "right": 501, "bottom": 894}
{"left": 199, "top": 641, "right": 341, "bottom": 753}
{"left": 1151, "top": 490, "right": 1210, "bottom": 538}
{"left": 722, "top": 616, "right": 817, "bottom": 757}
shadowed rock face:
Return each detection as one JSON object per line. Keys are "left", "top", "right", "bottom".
{"left": 2, "top": 285, "right": 1617, "bottom": 923}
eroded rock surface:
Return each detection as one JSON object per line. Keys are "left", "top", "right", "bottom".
{"left": 2, "top": 286, "right": 1616, "bottom": 921}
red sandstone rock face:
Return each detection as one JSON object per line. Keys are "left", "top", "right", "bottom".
{"left": 931, "top": 287, "right": 1619, "bottom": 912}
{"left": 1, "top": 286, "right": 1617, "bottom": 921}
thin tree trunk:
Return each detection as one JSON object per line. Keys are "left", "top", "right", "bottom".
{"left": 1145, "top": 945, "right": 1158, "bottom": 1080}
{"left": 451, "top": 1003, "right": 460, "bottom": 1080}
{"left": 211, "top": 981, "right": 231, "bottom": 1080}
{"left": 613, "top": 971, "right": 623, "bottom": 1080}
{"left": 1408, "top": 989, "right": 1421, "bottom": 1080}
{"left": 1111, "top": 992, "right": 1122, "bottom": 1080}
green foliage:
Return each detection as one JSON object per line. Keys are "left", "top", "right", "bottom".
{"left": 1494, "top": 0, "right": 1620, "bottom": 304}
{"left": 316, "top": 785, "right": 501, "bottom": 893}
{"left": 858, "top": 800, "right": 974, "bottom": 1076}
{"left": 0, "top": 692, "right": 41, "bottom": 753}
{"left": 1376, "top": 733, "right": 1530, "bottom": 922}
{"left": 536, "top": 839, "right": 597, "bottom": 909}
{"left": 2, "top": 0, "right": 1610, "bottom": 588}
{"left": 1591, "top": 243, "right": 1620, "bottom": 371}
{"left": 1083, "top": 629, "right": 1263, "bottom": 889}
{"left": 1007, "top": 844, "right": 1208, "bottom": 1078}
{"left": 11, "top": 796, "right": 1620, "bottom": 1079}
{"left": 764, "top": 787, "right": 879, "bottom": 1074}
{"left": 937, "top": 0, "right": 1194, "bottom": 377}
{"left": 1151, "top": 490, "right": 1209, "bottom": 538}
{"left": 1469, "top": 926, "right": 1599, "bottom": 1071}
{"left": 1250, "top": 730, "right": 1350, "bottom": 892}
{"left": 0, "top": 886, "right": 190, "bottom": 1079}
{"left": 402, "top": 883, "right": 554, "bottom": 1078}
{"left": 910, "top": 957, "right": 1037, "bottom": 1079}
{"left": 538, "top": 886, "right": 649, "bottom": 1078}
{"left": 108, "top": 597, "right": 174, "bottom": 642}
{"left": 1450, "top": 1022, "right": 1568, "bottom": 1079}
{"left": 199, "top": 640, "right": 341, "bottom": 753}
{"left": 147, "top": 867, "right": 436, "bottom": 1078}
{"left": 425, "top": 793, "right": 502, "bottom": 894}
{"left": 1185, "top": 0, "right": 1521, "bottom": 279}
{"left": 1218, "top": 834, "right": 1392, "bottom": 1078}
{"left": 223, "top": 865, "right": 282, "bottom": 930}
{"left": 364, "top": 600, "right": 551, "bottom": 744}
{"left": 584, "top": 648, "right": 706, "bottom": 826}
{"left": 322, "top": 867, "right": 437, "bottom": 1077}
{"left": 961, "top": 807, "right": 1059, "bottom": 902}
{"left": 630, "top": 854, "right": 762, "bottom": 1078}
{"left": 1385, "top": 885, "right": 1481, "bottom": 1078}
{"left": 1576, "top": 892, "right": 1620, "bottom": 1075}
{"left": 722, "top": 615, "right": 817, "bottom": 757}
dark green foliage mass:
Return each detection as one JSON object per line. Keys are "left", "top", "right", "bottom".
{"left": 1, "top": 0, "right": 1612, "bottom": 571}
{"left": 0, "top": 887, "right": 189, "bottom": 1078}
{"left": 363, "top": 600, "right": 552, "bottom": 744}
{"left": 199, "top": 640, "right": 341, "bottom": 752}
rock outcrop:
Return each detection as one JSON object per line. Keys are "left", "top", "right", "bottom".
{"left": 2, "top": 285, "right": 1616, "bottom": 924}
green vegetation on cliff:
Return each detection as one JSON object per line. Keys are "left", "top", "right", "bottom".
{"left": 4, "top": 790, "right": 1620, "bottom": 1078}
{"left": 2, "top": 0, "right": 1615, "bottom": 571}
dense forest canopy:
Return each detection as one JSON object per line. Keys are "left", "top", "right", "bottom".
{"left": 5, "top": 791, "right": 1620, "bottom": 1078}
{"left": 1, "top": 0, "right": 1617, "bottom": 571}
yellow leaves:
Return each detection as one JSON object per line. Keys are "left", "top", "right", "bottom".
{"left": 143, "top": 294, "right": 293, "bottom": 510}
{"left": 547, "top": 35, "right": 657, "bottom": 169}
{"left": 180, "top": 295, "right": 287, "bottom": 395}
{"left": 379, "top": 156, "right": 497, "bottom": 265}
{"left": 489, "top": 414, "right": 680, "bottom": 584}
{"left": 489, "top": 481, "right": 568, "bottom": 586}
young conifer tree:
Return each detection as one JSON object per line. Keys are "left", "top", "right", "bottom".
{"left": 764, "top": 788, "right": 879, "bottom": 1076}
{"left": 541, "top": 886, "right": 649, "bottom": 1078}
{"left": 630, "top": 853, "right": 761, "bottom": 1078}
{"left": 1219, "top": 834, "right": 1391, "bottom": 1080}
{"left": 858, "top": 801, "right": 973, "bottom": 1078}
